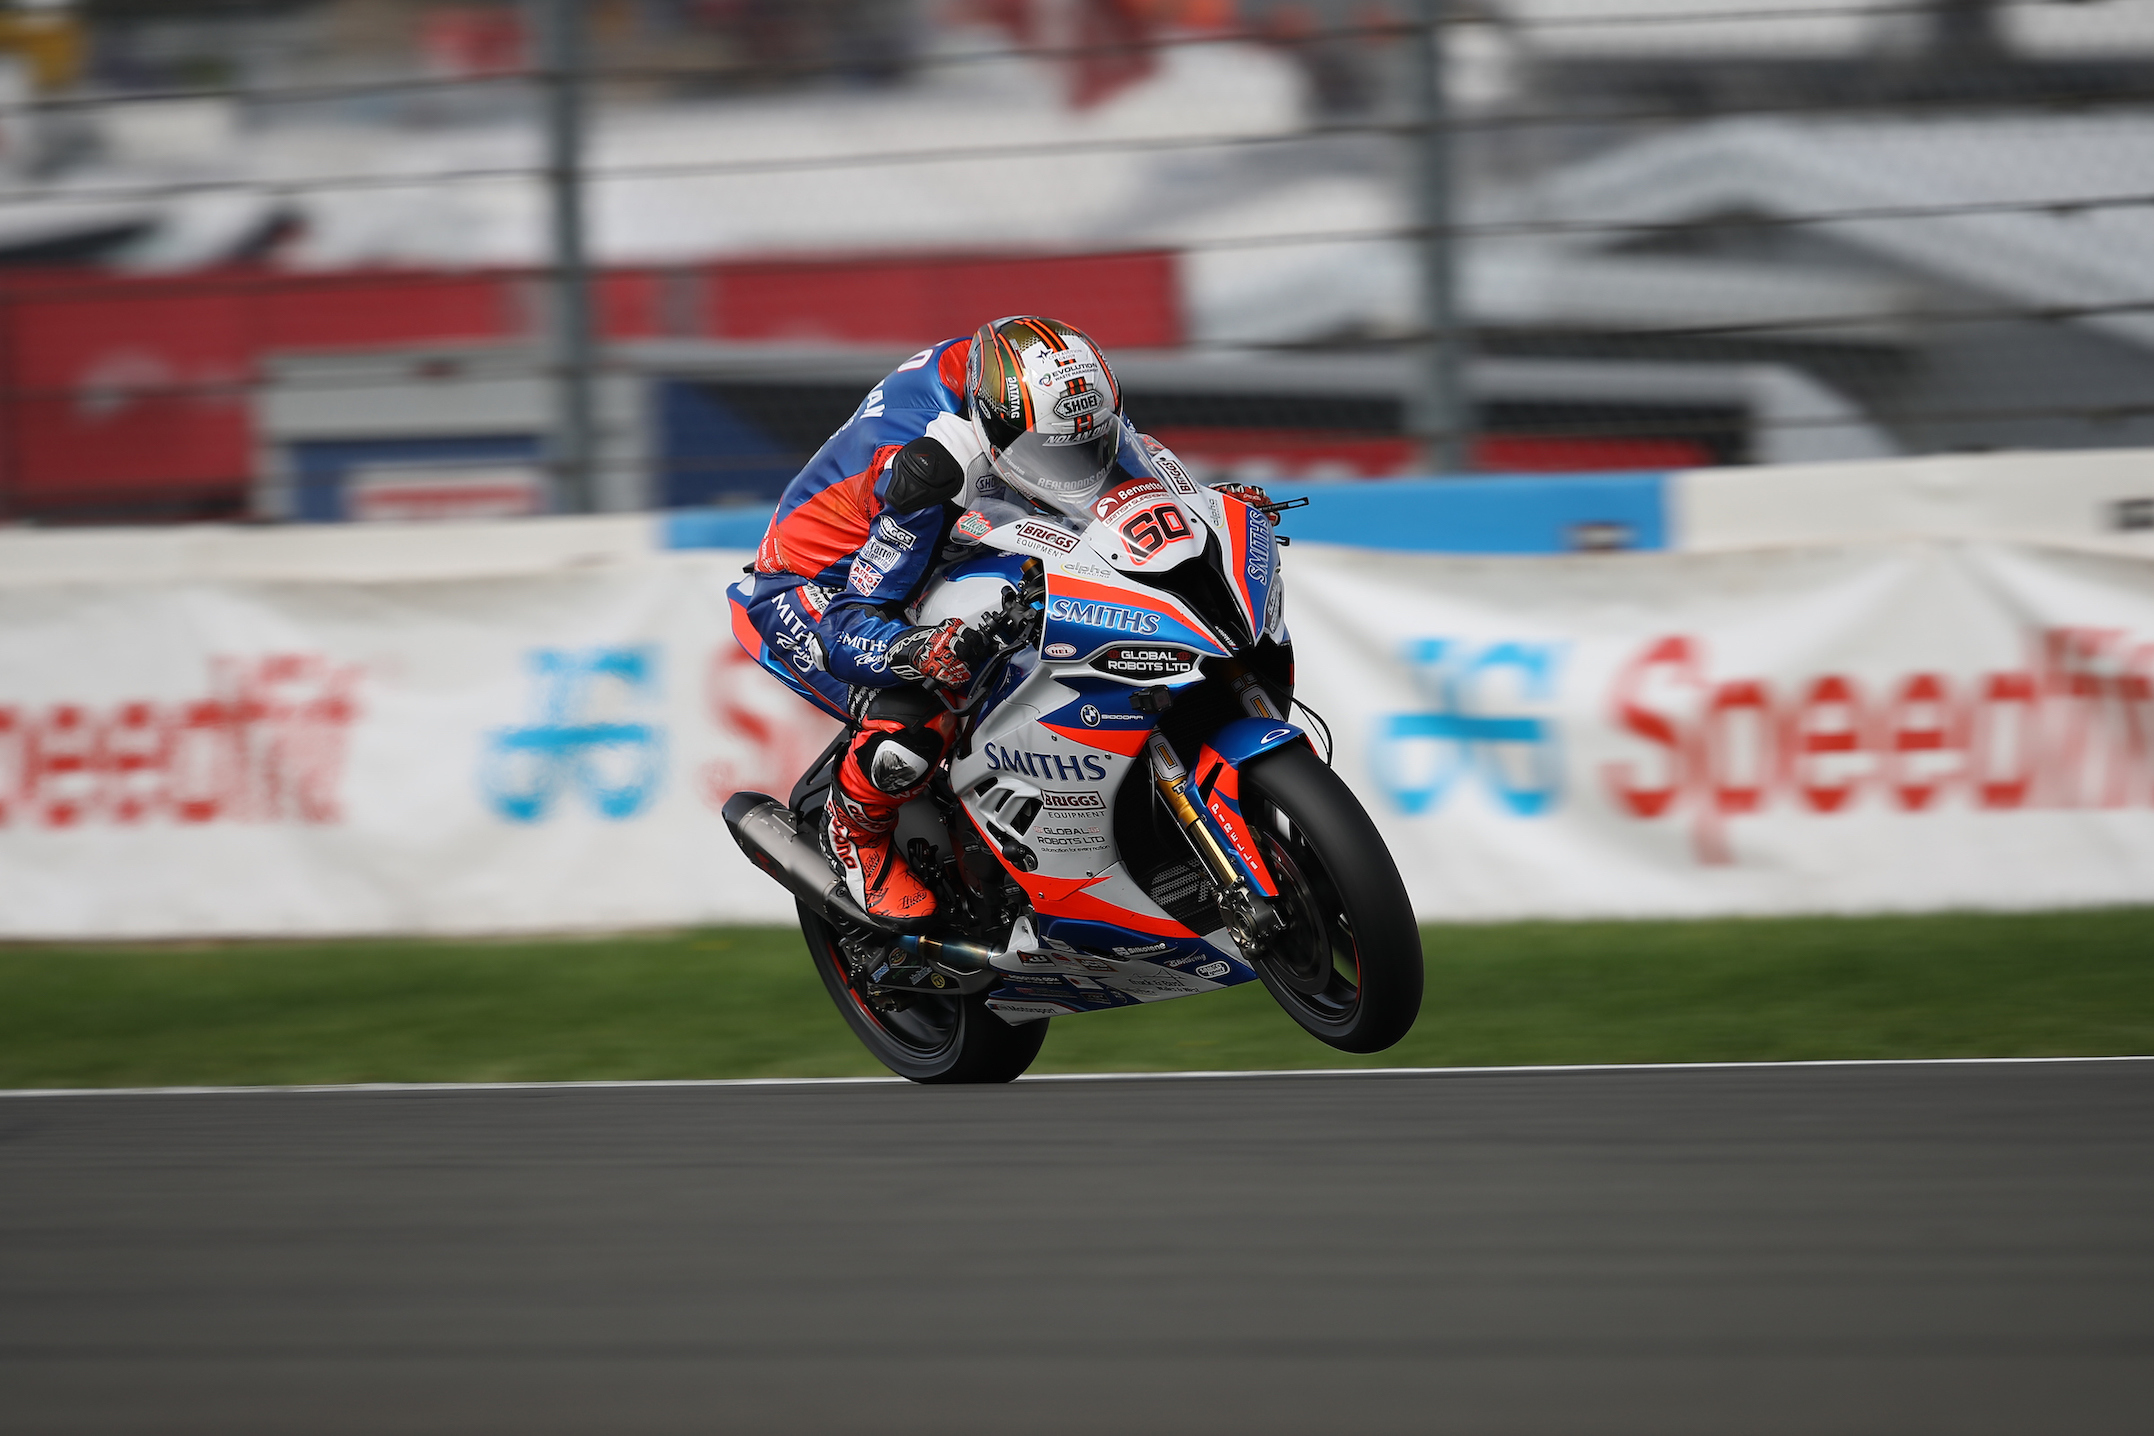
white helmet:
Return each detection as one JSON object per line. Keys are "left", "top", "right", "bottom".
{"left": 965, "top": 315, "right": 1125, "bottom": 511}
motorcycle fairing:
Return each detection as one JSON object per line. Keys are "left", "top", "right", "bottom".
{"left": 1040, "top": 573, "right": 1223, "bottom": 658}
{"left": 1036, "top": 678, "right": 1162, "bottom": 756}
{"left": 1213, "top": 496, "right": 1280, "bottom": 643}
{"left": 909, "top": 549, "right": 1029, "bottom": 627}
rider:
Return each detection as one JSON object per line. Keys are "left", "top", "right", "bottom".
{"left": 731, "top": 315, "right": 1270, "bottom": 927}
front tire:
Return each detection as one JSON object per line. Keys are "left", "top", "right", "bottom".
{"left": 798, "top": 902, "right": 1047, "bottom": 1083}
{"left": 1241, "top": 743, "right": 1423, "bottom": 1053}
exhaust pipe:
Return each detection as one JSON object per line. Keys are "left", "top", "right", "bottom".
{"left": 721, "top": 791, "right": 895, "bottom": 933}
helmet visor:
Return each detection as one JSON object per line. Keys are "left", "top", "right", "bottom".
{"left": 991, "top": 423, "right": 1123, "bottom": 509}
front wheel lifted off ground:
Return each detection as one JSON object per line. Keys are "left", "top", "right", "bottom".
{"left": 1241, "top": 742, "right": 1424, "bottom": 1053}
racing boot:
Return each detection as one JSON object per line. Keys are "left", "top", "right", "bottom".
{"left": 825, "top": 786, "right": 938, "bottom": 927}
{"left": 823, "top": 691, "right": 959, "bottom": 927}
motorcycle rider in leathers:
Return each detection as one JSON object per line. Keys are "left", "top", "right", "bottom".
{"left": 731, "top": 315, "right": 1270, "bottom": 927}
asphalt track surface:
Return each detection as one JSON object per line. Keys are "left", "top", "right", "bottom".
{"left": 3, "top": 1062, "right": 2150, "bottom": 1436}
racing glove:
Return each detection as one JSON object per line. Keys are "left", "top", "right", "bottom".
{"left": 1212, "top": 481, "right": 1278, "bottom": 523}
{"left": 886, "top": 617, "right": 990, "bottom": 687}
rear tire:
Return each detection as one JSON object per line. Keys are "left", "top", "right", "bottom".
{"left": 798, "top": 902, "right": 1047, "bottom": 1083}
{"left": 1241, "top": 743, "right": 1423, "bottom": 1053}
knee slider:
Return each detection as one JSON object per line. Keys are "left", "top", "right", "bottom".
{"left": 855, "top": 724, "right": 942, "bottom": 795}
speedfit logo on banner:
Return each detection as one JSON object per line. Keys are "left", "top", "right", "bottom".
{"left": 481, "top": 647, "right": 665, "bottom": 823}
{"left": 1605, "top": 626, "right": 2154, "bottom": 864}
{"left": 0, "top": 654, "right": 361, "bottom": 828}
{"left": 1375, "top": 638, "right": 1564, "bottom": 817}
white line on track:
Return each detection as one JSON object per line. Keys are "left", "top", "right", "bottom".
{"left": 1, "top": 1054, "right": 2147, "bottom": 1099}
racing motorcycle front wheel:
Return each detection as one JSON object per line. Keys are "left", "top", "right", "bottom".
{"left": 1241, "top": 743, "right": 1424, "bottom": 1053}
{"left": 797, "top": 902, "right": 1048, "bottom": 1084}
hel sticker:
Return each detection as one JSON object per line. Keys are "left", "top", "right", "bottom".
{"left": 1044, "top": 642, "right": 1077, "bottom": 659}
{"left": 1195, "top": 961, "right": 1232, "bottom": 979}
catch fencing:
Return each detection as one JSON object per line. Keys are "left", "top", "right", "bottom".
{"left": 1, "top": 448, "right": 2150, "bottom": 937}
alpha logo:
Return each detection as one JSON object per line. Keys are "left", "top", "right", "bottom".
{"left": 1014, "top": 520, "right": 1079, "bottom": 554}
{"left": 1376, "top": 638, "right": 1563, "bottom": 818}
{"left": 1195, "top": 960, "right": 1232, "bottom": 979}
{"left": 1053, "top": 389, "right": 1106, "bottom": 420}
{"left": 1045, "top": 643, "right": 1077, "bottom": 659}
{"left": 1080, "top": 704, "right": 1102, "bottom": 727}
{"left": 984, "top": 743, "right": 1110, "bottom": 782}
{"left": 1047, "top": 597, "right": 1163, "bottom": 636}
{"left": 1037, "top": 790, "right": 1106, "bottom": 811}
{"left": 482, "top": 646, "right": 665, "bottom": 823}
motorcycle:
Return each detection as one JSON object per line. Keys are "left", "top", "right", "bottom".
{"left": 723, "top": 434, "right": 1422, "bottom": 1082}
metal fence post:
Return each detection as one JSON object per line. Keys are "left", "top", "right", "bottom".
{"left": 1408, "top": 0, "right": 1469, "bottom": 475}
{"left": 535, "top": 0, "right": 596, "bottom": 514}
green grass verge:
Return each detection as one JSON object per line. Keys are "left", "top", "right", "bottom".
{"left": 1, "top": 908, "right": 2148, "bottom": 1089}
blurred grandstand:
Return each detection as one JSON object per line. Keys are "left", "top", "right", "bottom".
{"left": 0, "top": 0, "right": 2148, "bottom": 523}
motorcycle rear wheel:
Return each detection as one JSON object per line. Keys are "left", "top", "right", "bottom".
{"left": 1241, "top": 743, "right": 1424, "bottom": 1053}
{"left": 798, "top": 901, "right": 1047, "bottom": 1084}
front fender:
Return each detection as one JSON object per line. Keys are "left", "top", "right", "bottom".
{"left": 1188, "top": 719, "right": 1309, "bottom": 897}
{"left": 1205, "top": 716, "right": 1309, "bottom": 766}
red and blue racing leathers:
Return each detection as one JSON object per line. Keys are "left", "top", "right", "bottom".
{"left": 728, "top": 336, "right": 996, "bottom": 720}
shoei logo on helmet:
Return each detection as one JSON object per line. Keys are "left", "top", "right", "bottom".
{"left": 1053, "top": 390, "right": 1105, "bottom": 420}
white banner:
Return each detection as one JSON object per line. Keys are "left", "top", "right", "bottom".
{"left": 0, "top": 554, "right": 835, "bottom": 936}
{"left": 1291, "top": 540, "right": 2154, "bottom": 918}
{"left": 0, "top": 537, "right": 2151, "bottom": 935}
